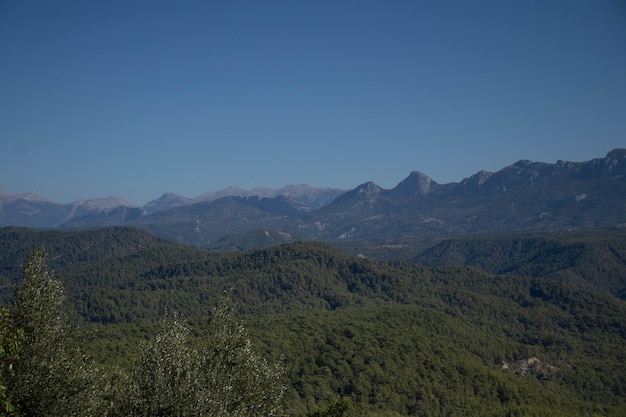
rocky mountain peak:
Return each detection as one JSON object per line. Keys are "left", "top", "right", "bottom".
{"left": 461, "top": 170, "right": 493, "bottom": 188}
{"left": 604, "top": 148, "right": 626, "bottom": 174}
{"left": 143, "top": 193, "right": 192, "bottom": 214}
{"left": 332, "top": 182, "right": 383, "bottom": 206}
{"left": 487, "top": 160, "right": 550, "bottom": 187}
{"left": 72, "top": 196, "right": 136, "bottom": 211}
{"left": 4, "top": 191, "right": 49, "bottom": 203}
{"left": 189, "top": 185, "right": 345, "bottom": 210}
{"left": 606, "top": 148, "right": 626, "bottom": 160}
{"left": 3, "top": 149, "right": 624, "bottom": 238}
{"left": 512, "top": 159, "right": 534, "bottom": 168}
{"left": 391, "top": 171, "right": 438, "bottom": 197}
{"left": 357, "top": 181, "right": 383, "bottom": 196}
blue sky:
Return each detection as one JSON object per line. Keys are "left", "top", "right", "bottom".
{"left": 1, "top": 0, "right": 625, "bottom": 205}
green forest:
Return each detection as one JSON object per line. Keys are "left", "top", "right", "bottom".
{"left": 0, "top": 226, "right": 625, "bottom": 416}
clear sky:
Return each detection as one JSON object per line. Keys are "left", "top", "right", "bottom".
{"left": 1, "top": 0, "right": 625, "bottom": 205}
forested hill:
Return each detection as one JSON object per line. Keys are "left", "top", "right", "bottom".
{"left": 412, "top": 229, "right": 626, "bottom": 298}
{"left": 1, "top": 226, "right": 626, "bottom": 415}
{"left": 2, "top": 226, "right": 625, "bottom": 322}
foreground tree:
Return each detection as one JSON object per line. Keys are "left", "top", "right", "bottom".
{"left": 127, "top": 315, "right": 206, "bottom": 416}
{"left": 0, "top": 308, "right": 21, "bottom": 414}
{"left": 202, "top": 301, "right": 286, "bottom": 417}
{"left": 124, "top": 303, "right": 286, "bottom": 417}
{"left": 10, "top": 247, "right": 106, "bottom": 416}
{"left": 4, "top": 248, "right": 286, "bottom": 416}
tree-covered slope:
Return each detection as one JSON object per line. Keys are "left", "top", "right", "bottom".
{"left": 412, "top": 229, "right": 626, "bottom": 297}
{"left": 249, "top": 304, "right": 626, "bottom": 417}
{"left": 86, "top": 297, "right": 626, "bottom": 416}
{"left": 1, "top": 226, "right": 625, "bottom": 415}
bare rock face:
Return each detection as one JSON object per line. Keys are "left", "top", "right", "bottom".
{"left": 143, "top": 193, "right": 192, "bottom": 214}
{"left": 191, "top": 185, "right": 346, "bottom": 209}
{"left": 502, "top": 357, "right": 559, "bottom": 381}
{"left": 391, "top": 171, "right": 439, "bottom": 197}
{"left": 332, "top": 182, "right": 384, "bottom": 208}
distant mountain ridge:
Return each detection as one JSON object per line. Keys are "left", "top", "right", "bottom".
{"left": 0, "top": 184, "right": 345, "bottom": 227}
{"left": 192, "top": 184, "right": 345, "bottom": 209}
{"left": 2, "top": 149, "right": 625, "bottom": 246}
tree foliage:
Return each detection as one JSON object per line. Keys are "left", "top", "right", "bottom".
{"left": 126, "top": 315, "right": 203, "bottom": 417}
{"left": 10, "top": 246, "right": 106, "bottom": 416}
{"left": 201, "top": 300, "right": 285, "bottom": 417}
{"left": 0, "top": 308, "right": 21, "bottom": 414}
{"left": 120, "top": 306, "right": 285, "bottom": 417}
{"left": 1, "top": 229, "right": 626, "bottom": 416}
{"left": 2, "top": 247, "right": 285, "bottom": 416}
{"left": 305, "top": 398, "right": 355, "bottom": 417}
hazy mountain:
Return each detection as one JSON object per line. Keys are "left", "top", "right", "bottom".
{"left": 0, "top": 191, "right": 48, "bottom": 202}
{"left": 135, "top": 195, "right": 310, "bottom": 246}
{"left": 0, "top": 192, "right": 69, "bottom": 228}
{"left": 139, "top": 184, "right": 344, "bottom": 213}
{"left": 192, "top": 186, "right": 252, "bottom": 202}
{"left": 331, "top": 182, "right": 385, "bottom": 209}
{"left": 2, "top": 149, "right": 625, "bottom": 247}
{"left": 63, "top": 206, "right": 146, "bottom": 229}
{"left": 142, "top": 193, "right": 193, "bottom": 214}
{"left": 1, "top": 184, "right": 344, "bottom": 228}
{"left": 67, "top": 196, "right": 137, "bottom": 218}
{"left": 0, "top": 193, "right": 139, "bottom": 228}
{"left": 71, "top": 196, "right": 136, "bottom": 210}
{"left": 305, "top": 148, "right": 626, "bottom": 240}
{"left": 190, "top": 184, "right": 345, "bottom": 209}
{"left": 389, "top": 170, "right": 439, "bottom": 197}
{"left": 271, "top": 184, "right": 346, "bottom": 208}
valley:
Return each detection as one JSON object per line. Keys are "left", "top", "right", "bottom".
{"left": 1, "top": 149, "right": 625, "bottom": 415}
{"left": 0, "top": 226, "right": 625, "bottom": 416}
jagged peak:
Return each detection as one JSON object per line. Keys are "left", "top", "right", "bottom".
{"left": 357, "top": 181, "right": 383, "bottom": 194}
{"left": 513, "top": 159, "right": 533, "bottom": 167}
{"left": 193, "top": 186, "right": 247, "bottom": 202}
{"left": 607, "top": 148, "right": 626, "bottom": 159}
{"left": 73, "top": 195, "right": 136, "bottom": 208}
{"left": 407, "top": 171, "right": 433, "bottom": 182}
{"left": 461, "top": 170, "right": 493, "bottom": 187}
{"left": 331, "top": 181, "right": 383, "bottom": 205}
{"left": 392, "top": 171, "right": 438, "bottom": 196}
{"left": 69, "top": 196, "right": 137, "bottom": 215}
{"left": 4, "top": 191, "right": 49, "bottom": 202}
{"left": 555, "top": 159, "right": 575, "bottom": 169}
{"left": 142, "top": 193, "right": 192, "bottom": 214}
{"left": 159, "top": 192, "right": 187, "bottom": 199}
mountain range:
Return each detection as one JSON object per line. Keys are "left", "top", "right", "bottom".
{"left": 2, "top": 149, "right": 625, "bottom": 248}
{"left": 2, "top": 148, "right": 626, "bottom": 415}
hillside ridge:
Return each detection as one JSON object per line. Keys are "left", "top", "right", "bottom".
{"left": 2, "top": 149, "right": 625, "bottom": 247}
